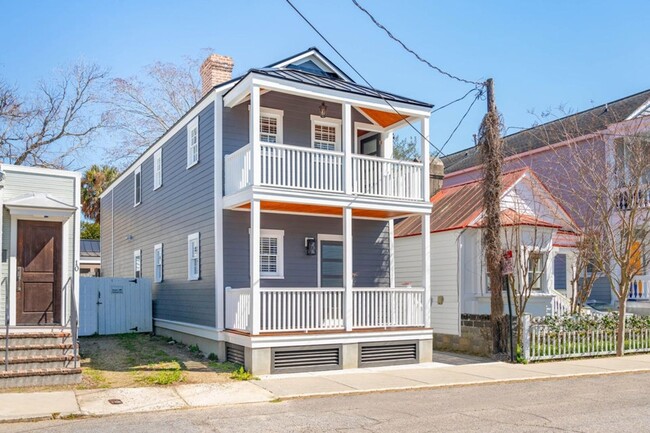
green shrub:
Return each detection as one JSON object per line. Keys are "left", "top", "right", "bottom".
{"left": 230, "top": 366, "right": 256, "bottom": 381}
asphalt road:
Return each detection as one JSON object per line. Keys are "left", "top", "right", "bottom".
{"left": 3, "top": 373, "right": 650, "bottom": 433}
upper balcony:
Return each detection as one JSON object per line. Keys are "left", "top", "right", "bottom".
{"left": 221, "top": 67, "right": 433, "bottom": 216}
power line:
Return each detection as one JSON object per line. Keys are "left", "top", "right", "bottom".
{"left": 351, "top": 0, "right": 484, "bottom": 88}
{"left": 436, "top": 90, "right": 483, "bottom": 157}
{"left": 284, "top": 0, "right": 445, "bottom": 156}
{"left": 431, "top": 88, "right": 481, "bottom": 114}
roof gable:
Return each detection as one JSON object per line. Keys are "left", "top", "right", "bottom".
{"left": 266, "top": 47, "right": 354, "bottom": 82}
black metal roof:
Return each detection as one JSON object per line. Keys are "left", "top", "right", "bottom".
{"left": 246, "top": 68, "right": 433, "bottom": 109}
{"left": 80, "top": 239, "right": 100, "bottom": 258}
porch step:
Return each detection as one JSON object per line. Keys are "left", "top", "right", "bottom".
{"left": 0, "top": 367, "right": 82, "bottom": 388}
{"left": 5, "top": 343, "right": 74, "bottom": 358}
{"left": 5, "top": 332, "right": 72, "bottom": 346}
{"left": 4, "top": 354, "right": 77, "bottom": 371}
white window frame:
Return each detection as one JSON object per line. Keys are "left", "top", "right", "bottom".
{"left": 317, "top": 234, "right": 343, "bottom": 288}
{"left": 310, "top": 115, "right": 341, "bottom": 151}
{"left": 527, "top": 250, "right": 545, "bottom": 291}
{"left": 260, "top": 107, "right": 284, "bottom": 144}
{"left": 187, "top": 117, "right": 199, "bottom": 168}
{"left": 260, "top": 229, "right": 284, "bottom": 279}
{"left": 153, "top": 149, "right": 162, "bottom": 190}
{"left": 188, "top": 232, "right": 200, "bottom": 281}
{"left": 134, "top": 249, "right": 142, "bottom": 278}
{"left": 154, "top": 243, "right": 163, "bottom": 283}
{"left": 134, "top": 165, "right": 142, "bottom": 207}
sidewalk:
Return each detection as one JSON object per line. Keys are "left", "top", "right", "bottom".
{"left": 2, "top": 353, "right": 650, "bottom": 422}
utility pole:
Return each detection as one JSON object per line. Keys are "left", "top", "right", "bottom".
{"left": 479, "top": 78, "right": 507, "bottom": 355}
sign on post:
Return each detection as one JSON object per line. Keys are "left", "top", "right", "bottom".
{"left": 502, "top": 250, "right": 514, "bottom": 276}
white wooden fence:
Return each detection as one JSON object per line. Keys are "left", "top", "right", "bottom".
{"left": 522, "top": 315, "right": 650, "bottom": 362}
{"left": 79, "top": 278, "right": 152, "bottom": 336}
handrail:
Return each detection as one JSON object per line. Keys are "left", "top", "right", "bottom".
{"left": 70, "top": 275, "right": 78, "bottom": 369}
{"left": 4, "top": 277, "right": 8, "bottom": 371}
{"left": 350, "top": 152, "right": 423, "bottom": 167}
{"left": 225, "top": 142, "right": 251, "bottom": 161}
{"left": 262, "top": 142, "right": 344, "bottom": 156}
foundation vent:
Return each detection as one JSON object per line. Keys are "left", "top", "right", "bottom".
{"left": 226, "top": 343, "right": 246, "bottom": 365}
{"left": 360, "top": 342, "right": 418, "bottom": 367}
{"left": 272, "top": 346, "right": 341, "bottom": 373}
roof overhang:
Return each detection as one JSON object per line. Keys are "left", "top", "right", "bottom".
{"left": 224, "top": 73, "right": 432, "bottom": 118}
{"left": 4, "top": 193, "right": 76, "bottom": 219}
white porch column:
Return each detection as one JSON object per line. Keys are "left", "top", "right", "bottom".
{"left": 250, "top": 199, "right": 261, "bottom": 335}
{"left": 422, "top": 213, "right": 431, "bottom": 328}
{"left": 249, "top": 85, "right": 261, "bottom": 187}
{"left": 420, "top": 117, "right": 430, "bottom": 201}
{"left": 342, "top": 103, "right": 352, "bottom": 195}
{"left": 344, "top": 207, "right": 354, "bottom": 331}
{"left": 382, "top": 131, "right": 394, "bottom": 159}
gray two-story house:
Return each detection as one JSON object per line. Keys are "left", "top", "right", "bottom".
{"left": 100, "top": 48, "right": 435, "bottom": 374}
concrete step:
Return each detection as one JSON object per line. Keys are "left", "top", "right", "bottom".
{"left": 4, "top": 343, "right": 75, "bottom": 358}
{"left": 0, "top": 367, "right": 82, "bottom": 388}
{"left": 4, "top": 332, "right": 72, "bottom": 347}
{"left": 4, "top": 355, "right": 77, "bottom": 372}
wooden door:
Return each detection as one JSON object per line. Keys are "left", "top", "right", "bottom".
{"left": 16, "top": 220, "right": 62, "bottom": 325}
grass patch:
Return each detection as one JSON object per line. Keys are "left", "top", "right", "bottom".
{"left": 230, "top": 366, "right": 256, "bottom": 381}
{"left": 134, "top": 360, "right": 185, "bottom": 385}
{"left": 83, "top": 367, "right": 110, "bottom": 388}
{"left": 208, "top": 361, "right": 241, "bottom": 373}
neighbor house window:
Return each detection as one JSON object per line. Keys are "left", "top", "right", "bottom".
{"left": 153, "top": 149, "right": 162, "bottom": 190}
{"left": 188, "top": 233, "right": 200, "bottom": 280}
{"left": 528, "top": 252, "right": 544, "bottom": 290}
{"left": 187, "top": 117, "right": 199, "bottom": 168}
{"left": 260, "top": 229, "right": 284, "bottom": 278}
{"left": 134, "top": 250, "right": 142, "bottom": 278}
{"left": 134, "top": 165, "right": 142, "bottom": 206}
{"left": 311, "top": 115, "right": 341, "bottom": 151}
{"left": 154, "top": 243, "right": 163, "bottom": 283}
{"left": 260, "top": 108, "right": 283, "bottom": 143}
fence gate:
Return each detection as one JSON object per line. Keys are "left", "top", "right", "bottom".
{"left": 79, "top": 278, "right": 152, "bottom": 336}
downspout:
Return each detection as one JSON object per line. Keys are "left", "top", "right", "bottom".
{"left": 0, "top": 166, "right": 6, "bottom": 371}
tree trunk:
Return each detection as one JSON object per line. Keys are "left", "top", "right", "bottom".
{"left": 616, "top": 298, "right": 626, "bottom": 356}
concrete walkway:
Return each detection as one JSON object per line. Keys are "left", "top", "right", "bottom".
{"left": 2, "top": 353, "right": 650, "bottom": 423}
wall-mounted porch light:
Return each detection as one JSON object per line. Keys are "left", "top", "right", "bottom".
{"left": 305, "top": 237, "right": 316, "bottom": 255}
{"left": 319, "top": 102, "right": 328, "bottom": 118}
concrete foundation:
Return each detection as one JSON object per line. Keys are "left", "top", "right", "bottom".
{"left": 154, "top": 326, "right": 225, "bottom": 361}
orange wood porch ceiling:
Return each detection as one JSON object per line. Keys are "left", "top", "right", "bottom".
{"left": 359, "top": 107, "right": 407, "bottom": 128}
{"left": 237, "top": 201, "right": 410, "bottom": 219}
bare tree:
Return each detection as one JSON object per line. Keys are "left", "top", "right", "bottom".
{"left": 568, "top": 229, "right": 601, "bottom": 313}
{"left": 107, "top": 56, "right": 203, "bottom": 164}
{"left": 0, "top": 63, "right": 108, "bottom": 168}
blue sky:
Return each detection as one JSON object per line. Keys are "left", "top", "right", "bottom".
{"left": 1, "top": 0, "right": 648, "bottom": 168}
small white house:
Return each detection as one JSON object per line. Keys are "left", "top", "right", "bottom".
{"left": 394, "top": 169, "right": 579, "bottom": 336}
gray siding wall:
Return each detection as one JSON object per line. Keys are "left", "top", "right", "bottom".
{"left": 101, "top": 103, "right": 216, "bottom": 327}
{"left": 223, "top": 211, "right": 390, "bottom": 288}
{"left": 589, "top": 276, "right": 613, "bottom": 304}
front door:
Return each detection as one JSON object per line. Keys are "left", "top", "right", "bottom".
{"left": 16, "top": 220, "right": 62, "bottom": 325}
{"left": 320, "top": 240, "right": 343, "bottom": 287}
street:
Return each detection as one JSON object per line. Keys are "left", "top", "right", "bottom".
{"left": 2, "top": 373, "right": 649, "bottom": 433}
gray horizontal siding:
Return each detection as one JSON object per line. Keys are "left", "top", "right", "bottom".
{"left": 223, "top": 211, "right": 389, "bottom": 288}
{"left": 101, "top": 103, "right": 216, "bottom": 327}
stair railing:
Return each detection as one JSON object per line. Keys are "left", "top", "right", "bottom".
{"left": 4, "top": 277, "right": 8, "bottom": 371}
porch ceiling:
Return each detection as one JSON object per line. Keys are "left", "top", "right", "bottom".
{"left": 359, "top": 107, "right": 407, "bottom": 128}
{"left": 236, "top": 200, "right": 411, "bottom": 219}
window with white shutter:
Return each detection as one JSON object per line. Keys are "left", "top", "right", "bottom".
{"left": 187, "top": 117, "right": 199, "bottom": 168}
{"left": 154, "top": 244, "right": 163, "bottom": 283}
{"left": 153, "top": 149, "right": 162, "bottom": 190}
{"left": 188, "top": 233, "right": 200, "bottom": 280}
{"left": 259, "top": 229, "right": 284, "bottom": 278}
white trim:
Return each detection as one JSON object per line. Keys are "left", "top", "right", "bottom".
{"left": 153, "top": 318, "right": 220, "bottom": 340}
{"left": 153, "top": 148, "right": 162, "bottom": 190}
{"left": 0, "top": 164, "right": 81, "bottom": 179}
{"left": 133, "top": 165, "right": 141, "bottom": 207}
{"left": 79, "top": 257, "right": 101, "bottom": 265}
{"left": 186, "top": 117, "right": 200, "bottom": 169}
{"left": 353, "top": 121, "right": 384, "bottom": 155}
{"left": 389, "top": 219, "right": 395, "bottom": 288}
{"left": 244, "top": 329, "right": 433, "bottom": 349}
{"left": 259, "top": 107, "right": 284, "bottom": 143}
{"left": 214, "top": 96, "right": 225, "bottom": 330}
{"left": 317, "top": 234, "right": 344, "bottom": 288}
{"left": 626, "top": 98, "right": 650, "bottom": 120}
{"left": 259, "top": 229, "right": 285, "bottom": 279}
{"left": 268, "top": 48, "right": 354, "bottom": 82}
{"left": 187, "top": 232, "right": 200, "bottom": 281}
{"left": 133, "top": 249, "right": 142, "bottom": 278}
{"left": 310, "top": 115, "right": 342, "bottom": 151}
{"left": 154, "top": 243, "right": 163, "bottom": 283}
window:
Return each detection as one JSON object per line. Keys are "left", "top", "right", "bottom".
{"left": 260, "top": 108, "right": 283, "bottom": 143}
{"left": 528, "top": 252, "right": 544, "bottom": 290}
{"left": 153, "top": 149, "right": 162, "bottom": 190}
{"left": 134, "top": 250, "right": 142, "bottom": 278}
{"left": 188, "top": 233, "right": 200, "bottom": 280}
{"left": 134, "top": 165, "right": 142, "bottom": 206}
{"left": 187, "top": 117, "right": 199, "bottom": 168}
{"left": 260, "top": 229, "right": 284, "bottom": 278}
{"left": 154, "top": 244, "right": 163, "bottom": 283}
{"left": 615, "top": 136, "right": 650, "bottom": 187}
{"left": 311, "top": 115, "right": 341, "bottom": 151}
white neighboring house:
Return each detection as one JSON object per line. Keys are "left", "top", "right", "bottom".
{"left": 394, "top": 169, "right": 580, "bottom": 336}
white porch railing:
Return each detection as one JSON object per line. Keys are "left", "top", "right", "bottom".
{"left": 548, "top": 289, "right": 572, "bottom": 316}
{"left": 629, "top": 275, "right": 650, "bottom": 301}
{"left": 616, "top": 185, "right": 650, "bottom": 210}
{"left": 224, "top": 144, "right": 252, "bottom": 195}
{"left": 224, "top": 142, "right": 425, "bottom": 201}
{"left": 225, "top": 287, "right": 251, "bottom": 332}
{"left": 351, "top": 154, "right": 423, "bottom": 201}
{"left": 224, "top": 287, "right": 426, "bottom": 333}
{"left": 352, "top": 287, "right": 425, "bottom": 329}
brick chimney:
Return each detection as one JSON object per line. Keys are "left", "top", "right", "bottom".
{"left": 429, "top": 156, "right": 445, "bottom": 197}
{"left": 200, "top": 54, "right": 234, "bottom": 96}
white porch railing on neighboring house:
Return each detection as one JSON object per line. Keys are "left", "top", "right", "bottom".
{"left": 629, "top": 275, "right": 650, "bottom": 301}
{"left": 352, "top": 287, "right": 426, "bottom": 328}
{"left": 260, "top": 287, "right": 345, "bottom": 332}
{"left": 225, "top": 287, "right": 252, "bottom": 332}
{"left": 351, "top": 154, "right": 423, "bottom": 201}
{"left": 548, "top": 289, "right": 573, "bottom": 316}
{"left": 616, "top": 185, "right": 650, "bottom": 210}
{"left": 224, "top": 145, "right": 252, "bottom": 195}
{"left": 260, "top": 143, "right": 344, "bottom": 193}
